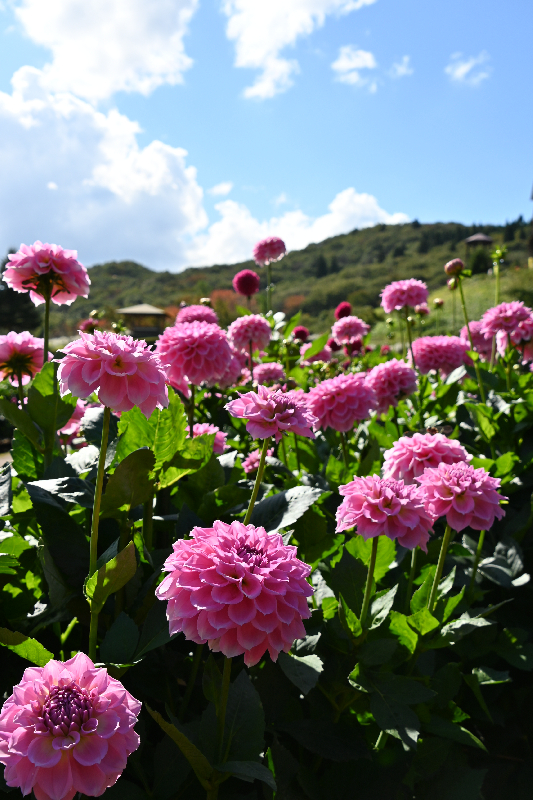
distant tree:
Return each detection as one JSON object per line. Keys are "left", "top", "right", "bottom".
{"left": 418, "top": 232, "right": 430, "bottom": 254}
{"left": 469, "top": 247, "right": 492, "bottom": 275}
{"left": 504, "top": 223, "right": 515, "bottom": 242}
{"left": 314, "top": 255, "right": 328, "bottom": 278}
{"left": 392, "top": 243, "right": 405, "bottom": 258}
{"left": 411, "top": 219, "right": 421, "bottom": 229}
{"left": 330, "top": 256, "right": 340, "bottom": 273}
{"left": 0, "top": 252, "right": 41, "bottom": 334}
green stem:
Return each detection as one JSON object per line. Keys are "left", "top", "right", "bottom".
{"left": 266, "top": 264, "right": 272, "bottom": 312}
{"left": 392, "top": 406, "right": 401, "bottom": 438}
{"left": 179, "top": 643, "right": 204, "bottom": 721}
{"left": 452, "top": 290, "right": 456, "bottom": 332}
{"left": 468, "top": 529, "right": 486, "bottom": 597}
{"left": 404, "top": 547, "right": 418, "bottom": 614}
{"left": 281, "top": 435, "right": 288, "bottom": 465}
{"left": 427, "top": 524, "right": 453, "bottom": 613}
{"left": 16, "top": 372, "right": 24, "bottom": 408}
{"left": 374, "top": 730, "right": 389, "bottom": 751}
{"left": 339, "top": 431, "right": 349, "bottom": 468}
{"left": 360, "top": 537, "right": 379, "bottom": 628}
{"left": 143, "top": 488, "right": 154, "bottom": 551}
{"left": 398, "top": 313, "right": 405, "bottom": 358}
{"left": 458, "top": 277, "right": 486, "bottom": 403}
{"left": 495, "top": 261, "right": 500, "bottom": 305}
{"left": 43, "top": 294, "right": 51, "bottom": 365}
{"left": 217, "top": 657, "right": 232, "bottom": 762}
{"left": 489, "top": 336, "right": 496, "bottom": 372}
{"left": 293, "top": 432, "right": 301, "bottom": 472}
{"left": 244, "top": 437, "right": 270, "bottom": 524}
{"left": 404, "top": 309, "right": 421, "bottom": 412}
{"left": 88, "top": 406, "right": 111, "bottom": 661}
{"left": 188, "top": 385, "right": 195, "bottom": 438}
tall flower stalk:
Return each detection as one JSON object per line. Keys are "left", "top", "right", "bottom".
{"left": 88, "top": 406, "right": 111, "bottom": 660}
{"left": 360, "top": 537, "right": 379, "bottom": 628}
{"left": 427, "top": 524, "right": 452, "bottom": 612}
{"left": 457, "top": 277, "right": 487, "bottom": 403}
{"left": 243, "top": 437, "right": 271, "bottom": 524}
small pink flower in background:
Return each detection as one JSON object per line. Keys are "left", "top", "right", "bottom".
{"left": 226, "top": 385, "right": 317, "bottom": 442}
{"left": 383, "top": 432, "right": 471, "bottom": 485}
{"left": 332, "top": 315, "right": 370, "bottom": 344}
{"left": 176, "top": 305, "right": 218, "bottom": 325}
{"left": 414, "top": 303, "right": 429, "bottom": 316}
{"left": 227, "top": 314, "right": 271, "bottom": 352}
{"left": 156, "top": 321, "right": 232, "bottom": 391}
{"left": 58, "top": 331, "right": 169, "bottom": 418}
{"left": 0, "top": 331, "right": 47, "bottom": 385}
{"left": 460, "top": 321, "right": 493, "bottom": 360}
{"left": 410, "top": 335, "right": 472, "bottom": 378}
{"left": 380, "top": 345, "right": 391, "bottom": 355}
{"left": 307, "top": 373, "right": 377, "bottom": 433}
{"left": 416, "top": 462, "right": 505, "bottom": 532}
{"left": 190, "top": 422, "right": 228, "bottom": 455}
{"left": 335, "top": 475, "right": 434, "bottom": 551}
{"left": 4, "top": 242, "right": 90, "bottom": 306}
{"left": 253, "top": 362, "right": 285, "bottom": 385}
{"left": 242, "top": 447, "right": 274, "bottom": 473}
{"left": 0, "top": 652, "right": 140, "bottom": 800}
{"left": 444, "top": 258, "right": 465, "bottom": 276}
{"left": 232, "top": 270, "right": 260, "bottom": 298}
{"left": 381, "top": 279, "right": 428, "bottom": 314}
{"left": 433, "top": 297, "right": 444, "bottom": 308}
{"left": 156, "top": 520, "right": 313, "bottom": 667}
{"left": 292, "top": 325, "right": 309, "bottom": 342}
{"left": 253, "top": 237, "right": 286, "bottom": 265}
{"left": 366, "top": 359, "right": 417, "bottom": 414}
{"left": 327, "top": 338, "right": 341, "bottom": 352}
{"left": 78, "top": 318, "right": 100, "bottom": 334}
{"left": 480, "top": 301, "right": 532, "bottom": 338}
{"left": 58, "top": 399, "right": 87, "bottom": 440}
{"left": 300, "top": 342, "right": 332, "bottom": 365}
{"left": 334, "top": 301, "right": 352, "bottom": 320}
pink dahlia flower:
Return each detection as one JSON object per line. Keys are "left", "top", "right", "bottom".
{"left": 460, "top": 320, "right": 492, "bottom": 360}
{"left": 57, "top": 331, "right": 168, "bottom": 418}
{"left": 156, "top": 321, "right": 232, "bottom": 391}
{"left": 292, "top": 325, "right": 309, "bottom": 342}
{"left": 380, "top": 345, "right": 391, "bottom": 355}
{"left": 242, "top": 447, "right": 274, "bottom": 474}
{"left": 414, "top": 303, "right": 429, "bottom": 316}
{"left": 176, "top": 305, "right": 218, "bottom": 325}
{"left": 226, "top": 385, "right": 317, "bottom": 442}
{"left": 156, "top": 521, "right": 313, "bottom": 667}
{"left": 410, "top": 335, "right": 472, "bottom": 378}
{"left": 332, "top": 315, "right": 370, "bottom": 344}
{"left": 58, "top": 399, "right": 87, "bottom": 440}
{"left": 416, "top": 462, "right": 505, "bottom": 532}
{"left": 335, "top": 475, "right": 434, "bottom": 551}
{"left": 0, "top": 652, "right": 140, "bottom": 800}
{"left": 191, "top": 422, "right": 228, "bottom": 455}
{"left": 307, "top": 373, "right": 377, "bottom": 432}
{"left": 300, "top": 342, "right": 332, "bottom": 365}
{"left": 78, "top": 319, "right": 100, "bottom": 334}
{"left": 491, "top": 312, "right": 533, "bottom": 358}
{"left": 253, "top": 362, "right": 285, "bottom": 385}
{"left": 480, "top": 301, "right": 532, "bottom": 338}
{"left": 0, "top": 331, "right": 47, "bottom": 386}
{"left": 232, "top": 270, "right": 260, "bottom": 298}
{"left": 366, "top": 360, "right": 417, "bottom": 414}
{"left": 383, "top": 432, "right": 471, "bottom": 485}
{"left": 4, "top": 242, "right": 90, "bottom": 306}
{"left": 381, "top": 279, "right": 428, "bottom": 314}
{"left": 253, "top": 237, "right": 286, "bottom": 266}
{"left": 335, "top": 301, "right": 352, "bottom": 320}
{"left": 327, "top": 338, "right": 342, "bottom": 352}
{"left": 228, "top": 314, "right": 271, "bottom": 352}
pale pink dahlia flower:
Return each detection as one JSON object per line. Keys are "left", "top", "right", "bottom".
{"left": 366, "top": 360, "right": 417, "bottom": 414}
{"left": 381, "top": 279, "right": 428, "bottom": 314}
{"left": 242, "top": 447, "right": 274, "bottom": 474}
{"left": 227, "top": 314, "right": 271, "bottom": 352}
{"left": 57, "top": 331, "right": 168, "bottom": 418}
{"left": 232, "top": 270, "right": 260, "bottom": 298}
{"left": 191, "top": 422, "right": 228, "bottom": 455}
{"left": 176, "top": 305, "right": 218, "bottom": 325}
{"left": 226, "top": 385, "right": 317, "bottom": 442}
{"left": 300, "top": 342, "right": 332, "bottom": 365}
{"left": 383, "top": 432, "right": 471, "bottom": 485}
{"left": 0, "top": 653, "right": 140, "bottom": 800}
{"left": 460, "top": 321, "right": 493, "bottom": 360}
{"left": 253, "top": 362, "right": 285, "bottom": 385}
{"left": 156, "top": 321, "right": 232, "bottom": 390}
{"left": 0, "top": 331, "right": 47, "bottom": 386}
{"left": 416, "top": 462, "right": 505, "bottom": 532}
{"left": 253, "top": 237, "right": 286, "bottom": 266}
{"left": 58, "top": 399, "right": 87, "bottom": 440}
{"left": 4, "top": 242, "right": 90, "bottom": 306}
{"left": 332, "top": 315, "right": 370, "bottom": 344}
{"left": 410, "top": 335, "right": 472, "bottom": 378}
{"left": 480, "top": 301, "right": 532, "bottom": 338}
{"left": 335, "top": 475, "right": 434, "bottom": 551}
{"left": 307, "top": 374, "right": 377, "bottom": 433}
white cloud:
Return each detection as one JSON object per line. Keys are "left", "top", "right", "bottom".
{"left": 331, "top": 45, "right": 377, "bottom": 88}
{"left": 47, "top": 181, "right": 58, "bottom": 190}
{"left": 445, "top": 51, "right": 491, "bottom": 87}
{"left": 389, "top": 55, "right": 413, "bottom": 78}
{"left": 222, "top": 0, "right": 378, "bottom": 99}
{"left": 274, "top": 192, "right": 288, "bottom": 206}
{"left": 14, "top": 0, "right": 198, "bottom": 101}
{"left": 208, "top": 181, "right": 234, "bottom": 196}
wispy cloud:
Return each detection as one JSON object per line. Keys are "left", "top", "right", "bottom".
{"left": 389, "top": 55, "right": 413, "bottom": 78}
{"left": 274, "top": 192, "right": 288, "bottom": 206}
{"left": 208, "top": 181, "right": 233, "bottom": 196}
{"left": 445, "top": 51, "right": 491, "bottom": 86}
{"left": 331, "top": 45, "right": 377, "bottom": 89}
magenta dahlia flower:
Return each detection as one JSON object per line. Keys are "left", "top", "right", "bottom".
{"left": 480, "top": 301, "right": 532, "bottom": 338}
{"left": 300, "top": 342, "right": 332, "bottom": 365}
{"left": 176, "top": 305, "right": 218, "bottom": 325}
{"left": 292, "top": 325, "right": 309, "bottom": 342}
{"left": 78, "top": 318, "right": 100, "bottom": 334}
{"left": 335, "top": 475, "right": 434, "bottom": 551}
{"left": 253, "top": 237, "right": 286, "bottom": 266}
{"left": 307, "top": 373, "right": 377, "bottom": 433}
{"left": 253, "top": 362, "right": 285, "bottom": 385}
{"left": 416, "top": 462, "right": 505, "bottom": 532}
{"left": 57, "top": 331, "right": 168, "bottom": 418}
{"left": 327, "top": 338, "right": 341, "bottom": 352}
{"left": 383, "top": 432, "right": 471, "bottom": 485}
{"left": 0, "top": 331, "right": 47, "bottom": 386}
{"left": 190, "top": 422, "right": 228, "bottom": 455}
{"left": 228, "top": 314, "right": 271, "bottom": 352}
{"left": 460, "top": 320, "right": 492, "bottom": 360}
{"left": 332, "top": 315, "right": 370, "bottom": 344}
{"left": 335, "top": 301, "right": 352, "bottom": 320}
{"left": 242, "top": 447, "right": 275, "bottom": 473}
{"left": 156, "top": 321, "right": 232, "bottom": 391}
{"left": 410, "top": 335, "right": 472, "bottom": 378}
{"left": 226, "top": 385, "right": 317, "bottom": 442}
{"left": 0, "top": 653, "right": 140, "bottom": 800}
{"left": 380, "top": 279, "right": 428, "bottom": 314}
{"left": 444, "top": 258, "right": 465, "bottom": 276}
{"left": 232, "top": 269, "right": 260, "bottom": 298}
{"left": 4, "top": 242, "right": 90, "bottom": 306}
{"left": 366, "top": 360, "right": 417, "bottom": 414}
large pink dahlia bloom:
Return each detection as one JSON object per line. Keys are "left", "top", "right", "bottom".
{"left": 383, "top": 432, "right": 471, "bottom": 485}
{"left": 366, "top": 360, "right": 417, "bottom": 414}
{"left": 0, "top": 331, "right": 47, "bottom": 386}
{"left": 307, "top": 373, "right": 377, "bottom": 433}
{"left": 0, "top": 653, "right": 140, "bottom": 800}
{"left": 156, "top": 321, "right": 232, "bottom": 390}
{"left": 460, "top": 321, "right": 493, "bottom": 360}
{"left": 331, "top": 315, "right": 370, "bottom": 344}
{"left": 480, "top": 301, "right": 532, "bottom": 338}
{"left": 300, "top": 342, "right": 332, "bottom": 365}
{"left": 226, "top": 385, "right": 317, "bottom": 442}
{"left": 156, "top": 521, "right": 313, "bottom": 667}
{"left": 253, "top": 237, "right": 286, "bottom": 266}
{"left": 253, "top": 362, "right": 285, "bottom": 385}
{"left": 242, "top": 447, "right": 274, "bottom": 473}
{"left": 232, "top": 270, "right": 260, "bottom": 298}
{"left": 4, "top": 242, "right": 90, "bottom": 306}
{"left": 227, "top": 314, "right": 271, "bottom": 352}
{"left": 336, "top": 475, "right": 434, "bottom": 551}
{"left": 176, "top": 305, "right": 218, "bottom": 325}
{"left": 380, "top": 279, "right": 428, "bottom": 314}
{"left": 57, "top": 331, "right": 168, "bottom": 418}
{"left": 410, "top": 335, "right": 471, "bottom": 378}
{"left": 191, "top": 423, "right": 228, "bottom": 455}
{"left": 416, "top": 462, "right": 505, "bottom": 532}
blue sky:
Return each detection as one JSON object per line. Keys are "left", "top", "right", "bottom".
{"left": 0, "top": 0, "right": 531, "bottom": 271}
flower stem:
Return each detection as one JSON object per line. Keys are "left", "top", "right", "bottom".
{"left": 494, "top": 261, "right": 500, "bottom": 305}
{"left": 281, "top": 435, "right": 288, "bottom": 465}
{"left": 43, "top": 294, "right": 51, "bottom": 365}
{"left": 188, "top": 384, "right": 195, "bottom": 438}
{"left": 339, "top": 431, "right": 349, "bottom": 468}
{"left": 293, "top": 432, "right": 301, "bottom": 472}
{"left": 88, "top": 406, "right": 111, "bottom": 661}
{"left": 458, "top": 277, "right": 486, "bottom": 403}
{"left": 244, "top": 437, "right": 270, "bottom": 524}
{"left": 468, "top": 529, "right": 486, "bottom": 597}
{"left": 266, "top": 264, "right": 272, "bottom": 312}
{"left": 217, "top": 657, "right": 232, "bottom": 763}
{"left": 392, "top": 406, "right": 402, "bottom": 438}
{"left": 404, "top": 547, "right": 418, "bottom": 614}
{"left": 16, "top": 372, "right": 24, "bottom": 408}
{"left": 360, "top": 537, "right": 379, "bottom": 628}
{"left": 427, "top": 524, "right": 453, "bottom": 613}
{"left": 179, "top": 643, "right": 204, "bottom": 721}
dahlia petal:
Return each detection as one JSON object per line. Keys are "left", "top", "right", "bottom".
{"left": 95, "top": 711, "right": 120, "bottom": 739}
{"left": 70, "top": 759, "right": 108, "bottom": 796}
{"left": 228, "top": 597, "right": 256, "bottom": 625}
{"left": 28, "top": 736, "right": 62, "bottom": 768}
{"left": 72, "top": 735, "right": 108, "bottom": 766}
{"left": 34, "top": 753, "right": 72, "bottom": 800}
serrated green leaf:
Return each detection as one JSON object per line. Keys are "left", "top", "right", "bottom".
{"left": 278, "top": 651, "right": 323, "bottom": 695}
{"left": 424, "top": 715, "right": 487, "bottom": 751}
{"left": 0, "top": 627, "right": 53, "bottom": 666}
{"left": 389, "top": 611, "right": 418, "bottom": 654}
{"left": 100, "top": 449, "right": 155, "bottom": 516}
{"left": 407, "top": 608, "right": 439, "bottom": 636}
{"left": 410, "top": 566, "right": 436, "bottom": 613}
{"left": 85, "top": 541, "right": 137, "bottom": 614}
{"left": 369, "top": 585, "right": 398, "bottom": 629}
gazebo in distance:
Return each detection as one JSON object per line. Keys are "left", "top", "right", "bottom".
{"left": 464, "top": 232, "right": 493, "bottom": 252}
{"left": 116, "top": 304, "right": 169, "bottom": 341}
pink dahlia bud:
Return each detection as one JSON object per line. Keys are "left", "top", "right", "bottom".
{"left": 232, "top": 269, "right": 260, "bottom": 298}
{"left": 4, "top": 241, "right": 90, "bottom": 306}
{"left": 327, "top": 337, "right": 341, "bottom": 351}
{"left": 156, "top": 520, "right": 313, "bottom": 667}
{"left": 336, "top": 475, "right": 434, "bottom": 551}
{"left": 300, "top": 342, "right": 332, "bottom": 365}
{"left": 0, "top": 331, "right": 47, "bottom": 386}
{"left": 416, "top": 461, "right": 505, "bottom": 532}
{"left": 176, "top": 304, "right": 218, "bottom": 325}
{"left": 383, "top": 432, "right": 471, "bottom": 485}
{"left": 58, "top": 398, "right": 87, "bottom": 441}
{"left": 0, "top": 653, "right": 140, "bottom": 800}
{"left": 253, "top": 362, "right": 285, "bottom": 385}
{"left": 480, "top": 301, "right": 533, "bottom": 338}
{"left": 332, "top": 315, "right": 370, "bottom": 344}
{"left": 433, "top": 297, "right": 444, "bottom": 308}
{"left": 447, "top": 277, "right": 458, "bottom": 291}
{"left": 242, "top": 447, "right": 274, "bottom": 473}
{"left": 307, "top": 373, "right": 377, "bottom": 432}
{"left": 380, "top": 345, "right": 391, "bottom": 355}
{"left": 292, "top": 325, "right": 309, "bottom": 342}
{"left": 78, "top": 318, "right": 100, "bottom": 334}
{"left": 459, "top": 321, "right": 492, "bottom": 360}
{"left": 444, "top": 258, "right": 465, "bottom": 276}
{"left": 335, "top": 301, "right": 352, "bottom": 320}
{"left": 366, "top": 359, "right": 417, "bottom": 415}
{"left": 380, "top": 279, "right": 428, "bottom": 314}
{"left": 156, "top": 321, "right": 232, "bottom": 391}
{"left": 226, "top": 385, "right": 317, "bottom": 442}
{"left": 414, "top": 302, "right": 429, "bottom": 316}
{"left": 190, "top": 422, "right": 228, "bottom": 455}
{"left": 253, "top": 236, "right": 286, "bottom": 266}
{"left": 57, "top": 330, "right": 169, "bottom": 417}
{"left": 410, "top": 335, "right": 472, "bottom": 378}
{"left": 228, "top": 314, "right": 271, "bottom": 352}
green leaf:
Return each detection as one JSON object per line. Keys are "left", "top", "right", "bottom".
{"left": 160, "top": 435, "right": 215, "bottom": 488}
{"left": 135, "top": 599, "right": 177, "bottom": 658}
{"left": 85, "top": 541, "right": 137, "bottom": 614}
{"left": 370, "top": 692, "right": 420, "bottom": 749}
{"left": 436, "top": 566, "right": 456, "bottom": 598}
{"left": 462, "top": 673, "right": 493, "bottom": 723}
{"left": 216, "top": 761, "right": 276, "bottom": 791}
{"left": 0, "top": 397, "right": 42, "bottom": 448}
{"left": 389, "top": 611, "right": 418, "bottom": 654}
{"left": 424, "top": 715, "right": 487, "bottom": 751}
{"left": 81, "top": 406, "right": 119, "bottom": 447}
{"left": 0, "top": 627, "right": 53, "bottom": 666}
{"left": 408, "top": 608, "right": 439, "bottom": 636}
{"left": 28, "top": 477, "right": 94, "bottom": 508}
{"left": 28, "top": 362, "right": 77, "bottom": 439}
{"left": 338, "top": 594, "right": 363, "bottom": 638}
{"left": 250, "top": 486, "right": 323, "bottom": 532}
{"left": 100, "top": 449, "right": 155, "bottom": 516}
{"left": 303, "top": 333, "right": 329, "bottom": 360}
{"left": 283, "top": 310, "right": 301, "bottom": 338}
{"left": 464, "top": 402, "right": 496, "bottom": 441}
{"left": 494, "top": 628, "right": 533, "bottom": 671}
{"left": 369, "top": 585, "right": 398, "bottom": 629}
{"left": 358, "top": 638, "right": 397, "bottom": 666}
{"left": 11, "top": 430, "right": 44, "bottom": 481}
{"left": 345, "top": 534, "right": 396, "bottom": 582}
{"left": 202, "top": 655, "right": 223, "bottom": 713}
{"left": 472, "top": 666, "right": 511, "bottom": 685}
{"left": 410, "top": 566, "right": 436, "bottom": 613}
{"left": 223, "top": 670, "right": 266, "bottom": 763}
{"left": 441, "top": 587, "right": 465, "bottom": 622}
{"left": 153, "top": 392, "right": 188, "bottom": 470}
{"left": 494, "top": 451, "right": 519, "bottom": 478}
{"left": 0, "top": 554, "right": 19, "bottom": 574}
{"left": 146, "top": 705, "right": 213, "bottom": 789}
{"left": 99, "top": 612, "right": 139, "bottom": 665}
{"left": 278, "top": 651, "right": 323, "bottom": 695}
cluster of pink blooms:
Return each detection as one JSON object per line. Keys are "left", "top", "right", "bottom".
{"left": 335, "top": 302, "right": 352, "bottom": 320}
{"left": 4, "top": 242, "right": 90, "bottom": 306}
{"left": 366, "top": 360, "right": 417, "bottom": 414}
{"left": 300, "top": 342, "right": 332, "bottom": 365}
{"left": 410, "top": 335, "right": 471, "bottom": 377}
{"left": 292, "top": 325, "right": 309, "bottom": 342}
{"left": 382, "top": 432, "right": 471, "bottom": 485}
{"left": 242, "top": 447, "right": 274, "bottom": 473}
{"left": 190, "top": 423, "right": 228, "bottom": 455}
{"left": 176, "top": 305, "right": 218, "bottom": 325}
{"left": 253, "top": 362, "right": 285, "bottom": 385}
{"left": 307, "top": 373, "right": 377, "bottom": 432}
{"left": 380, "top": 279, "right": 428, "bottom": 314}
{"left": 232, "top": 270, "right": 260, "bottom": 298}
{"left": 58, "top": 331, "right": 169, "bottom": 418}
{"left": 228, "top": 314, "right": 271, "bottom": 352}
{"left": 460, "top": 321, "right": 493, "bottom": 360}
{"left": 480, "top": 301, "right": 532, "bottom": 338}
{"left": 226, "top": 386, "right": 317, "bottom": 442}
{"left": 331, "top": 315, "right": 369, "bottom": 344}
{"left": 0, "top": 653, "right": 140, "bottom": 800}
{"left": 0, "top": 331, "right": 47, "bottom": 386}
{"left": 155, "top": 321, "right": 231, "bottom": 394}
{"left": 253, "top": 237, "right": 286, "bottom": 265}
